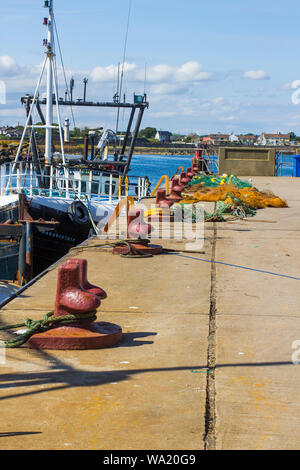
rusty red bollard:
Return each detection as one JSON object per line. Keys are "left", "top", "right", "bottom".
{"left": 155, "top": 189, "right": 174, "bottom": 208}
{"left": 186, "top": 167, "right": 194, "bottom": 179}
{"left": 192, "top": 158, "right": 200, "bottom": 170}
{"left": 113, "top": 208, "right": 163, "bottom": 256}
{"left": 28, "top": 262, "right": 122, "bottom": 350}
{"left": 167, "top": 177, "right": 184, "bottom": 202}
{"left": 179, "top": 171, "right": 191, "bottom": 186}
{"left": 190, "top": 161, "right": 199, "bottom": 175}
{"left": 192, "top": 164, "right": 199, "bottom": 175}
{"left": 194, "top": 151, "right": 208, "bottom": 172}
{"left": 66, "top": 258, "right": 107, "bottom": 299}
{"left": 195, "top": 149, "right": 203, "bottom": 159}
{"left": 170, "top": 176, "right": 184, "bottom": 192}
{"left": 147, "top": 189, "right": 175, "bottom": 223}
{"left": 127, "top": 208, "right": 152, "bottom": 239}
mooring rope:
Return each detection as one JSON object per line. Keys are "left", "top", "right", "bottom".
{"left": 0, "top": 310, "right": 97, "bottom": 348}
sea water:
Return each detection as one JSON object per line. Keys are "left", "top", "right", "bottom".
{"left": 129, "top": 154, "right": 194, "bottom": 187}
{"left": 129, "top": 153, "right": 294, "bottom": 183}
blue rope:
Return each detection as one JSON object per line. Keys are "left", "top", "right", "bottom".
{"left": 169, "top": 253, "right": 300, "bottom": 281}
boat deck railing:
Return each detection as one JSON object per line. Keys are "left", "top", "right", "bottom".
{"left": 202, "top": 150, "right": 219, "bottom": 174}
{"left": 0, "top": 162, "right": 149, "bottom": 202}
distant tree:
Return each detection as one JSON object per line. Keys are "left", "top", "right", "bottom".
{"left": 70, "top": 127, "right": 82, "bottom": 138}
{"left": 34, "top": 122, "right": 58, "bottom": 139}
{"left": 172, "top": 133, "right": 185, "bottom": 140}
{"left": 138, "top": 127, "right": 157, "bottom": 139}
{"left": 82, "top": 127, "right": 90, "bottom": 136}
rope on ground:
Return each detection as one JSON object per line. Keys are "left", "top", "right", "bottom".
{"left": 169, "top": 253, "right": 300, "bottom": 281}
{"left": 0, "top": 310, "right": 97, "bottom": 348}
{"left": 68, "top": 241, "right": 205, "bottom": 255}
{"left": 69, "top": 239, "right": 154, "bottom": 258}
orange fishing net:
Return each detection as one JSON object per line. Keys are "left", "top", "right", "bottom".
{"left": 182, "top": 184, "right": 288, "bottom": 209}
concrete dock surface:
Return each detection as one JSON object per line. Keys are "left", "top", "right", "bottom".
{"left": 0, "top": 176, "right": 299, "bottom": 450}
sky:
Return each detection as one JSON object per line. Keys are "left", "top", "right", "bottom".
{"left": 1, "top": 0, "right": 300, "bottom": 135}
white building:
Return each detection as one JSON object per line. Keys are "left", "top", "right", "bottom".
{"left": 155, "top": 131, "right": 173, "bottom": 143}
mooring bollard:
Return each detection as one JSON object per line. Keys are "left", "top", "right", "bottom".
{"left": 112, "top": 208, "right": 163, "bottom": 256}
{"left": 66, "top": 258, "right": 107, "bottom": 299}
{"left": 186, "top": 167, "right": 194, "bottom": 179}
{"left": 155, "top": 189, "right": 174, "bottom": 208}
{"left": 127, "top": 208, "right": 152, "bottom": 239}
{"left": 28, "top": 261, "right": 122, "bottom": 350}
{"left": 192, "top": 164, "right": 199, "bottom": 175}
{"left": 179, "top": 171, "right": 191, "bottom": 186}
{"left": 167, "top": 177, "right": 184, "bottom": 202}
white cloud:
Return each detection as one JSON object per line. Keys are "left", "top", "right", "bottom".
{"left": 0, "top": 107, "right": 25, "bottom": 117}
{"left": 243, "top": 70, "right": 269, "bottom": 80}
{"left": 149, "top": 111, "right": 176, "bottom": 118}
{"left": 90, "top": 61, "right": 212, "bottom": 84}
{"left": 146, "top": 64, "right": 175, "bottom": 82}
{"left": 282, "top": 80, "right": 300, "bottom": 90}
{"left": 175, "top": 61, "right": 212, "bottom": 82}
{"left": 150, "top": 83, "right": 187, "bottom": 95}
{"left": 3, "top": 54, "right": 299, "bottom": 134}
{"left": 90, "top": 62, "right": 137, "bottom": 82}
{"left": 0, "top": 56, "right": 19, "bottom": 76}
{"left": 212, "top": 97, "right": 224, "bottom": 104}
{"left": 218, "top": 115, "right": 235, "bottom": 121}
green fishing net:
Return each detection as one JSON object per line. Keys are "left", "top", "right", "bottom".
{"left": 174, "top": 195, "right": 257, "bottom": 223}
{"left": 186, "top": 174, "right": 252, "bottom": 189}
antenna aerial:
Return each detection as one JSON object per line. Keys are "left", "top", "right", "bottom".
{"left": 83, "top": 77, "right": 88, "bottom": 102}
{"left": 70, "top": 77, "right": 74, "bottom": 102}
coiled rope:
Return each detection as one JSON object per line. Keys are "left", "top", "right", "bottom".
{"left": 0, "top": 310, "right": 97, "bottom": 348}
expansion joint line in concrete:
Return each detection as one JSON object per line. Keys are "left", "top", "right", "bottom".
{"left": 204, "top": 220, "right": 217, "bottom": 451}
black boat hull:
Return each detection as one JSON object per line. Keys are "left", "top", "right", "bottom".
{"left": 0, "top": 198, "right": 93, "bottom": 283}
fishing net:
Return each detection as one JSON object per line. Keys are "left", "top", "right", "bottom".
{"left": 186, "top": 174, "right": 252, "bottom": 189}
{"left": 178, "top": 172, "right": 288, "bottom": 221}
{"left": 181, "top": 185, "right": 287, "bottom": 209}
{"left": 175, "top": 198, "right": 257, "bottom": 223}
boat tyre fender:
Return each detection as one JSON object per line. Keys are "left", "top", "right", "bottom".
{"left": 68, "top": 201, "right": 90, "bottom": 225}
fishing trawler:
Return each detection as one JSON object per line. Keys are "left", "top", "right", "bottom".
{"left": 0, "top": 0, "right": 149, "bottom": 284}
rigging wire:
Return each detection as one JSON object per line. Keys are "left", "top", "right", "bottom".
{"left": 144, "top": 63, "right": 147, "bottom": 95}
{"left": 115, "top": 0, "right": 132, "bottom": 138}
{"left": 53, "top": 15, "right": 76, "bottom": 128}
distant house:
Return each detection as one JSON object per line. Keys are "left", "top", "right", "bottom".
{"left": 258, "top": 132, "right": 291, "bottom": 146}
{"left": 229, "top": 133, "right": 256, "bottom": 145}
{"left": 0, "top": 126, "right": 14, "bottom": 136}
{"left": 185, "top": 133, "right": 200, "bottom": 143}
{"left": 229, "top": 133, "right": 239, "bottom": 143}
{"left": 202, "top": 134, "right": 229, "bottom": 145}
{"left": 12, "top": 128, "right": 23, "bottom": 138}
{"left": 0, "top": 126, "right": 23, "bottom": 138}
{"left": 155, "top": 131, "right": 173, "bottom": 144}
{"left": 238, "top": 134, "right": 256, "bottom": 145}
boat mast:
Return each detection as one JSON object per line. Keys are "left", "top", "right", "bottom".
{"left": 45, "top": 0, "right": 54, "bottom": 165}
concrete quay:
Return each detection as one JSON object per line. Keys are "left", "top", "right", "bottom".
{"left": 0, "top": 176, "right": 299, "bottom": 450}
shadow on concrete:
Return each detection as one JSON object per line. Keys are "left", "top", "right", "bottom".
{"left": 118, "top": 332, "right": 157, "bottom": 347}
{"left": 0, "top": 347, "right": 295, "bottom": 402}
{"left": 0, "top": 432, "right": 42, "bottom": 437}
